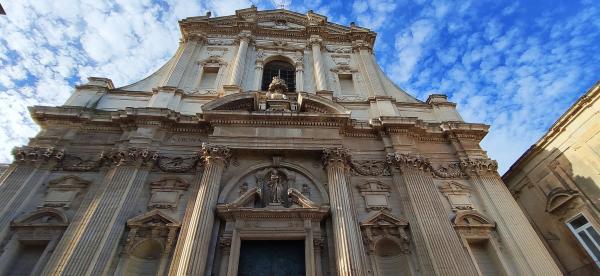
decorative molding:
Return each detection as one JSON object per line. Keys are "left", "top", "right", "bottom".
{"left": 350, "top": 160, "right": 390, "bottom": 176}
{"left": 12, "top": 146, "right": 64, "bottom": 165}
{"left": 156, "top": 155, "right": 200, "bottom": 173}
{"left": 386, "top": 153, "right": 466, "bottom": 179}
{"left": 148, "top": 177, "right": 190, "bottom": 210}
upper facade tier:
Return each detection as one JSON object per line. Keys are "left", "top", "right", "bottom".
{"left": 63, "top": 6, "right": 465, "bottom": 124}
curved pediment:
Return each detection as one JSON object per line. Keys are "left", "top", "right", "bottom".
{"left": 546, "top": 187, "right": 580, "bottom": 213}
{"left": 12, "top": 208, "right": 69, "bottom": 227}
{"left": 202, "top": 91, "right": 350, "bottom": 115}
{"left": 452, "top": 210, "right": 495, "bottom": 228}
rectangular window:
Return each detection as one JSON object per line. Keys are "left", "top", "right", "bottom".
{"left": 6, "top": 241, "right": 49, "bottom": 275}
{"left": 339, "top": 74, "right": 355, "bottom": 95}
{"left": 199, "top": 67, "right": 219, "bottom": 89}
{"left": 567, "top": 214, "right": 600, "bottom": 267}
{"left": 468, "top": 240, "right": 503, "bottom": 276}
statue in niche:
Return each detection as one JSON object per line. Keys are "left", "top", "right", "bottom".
{"left": 267, "top": 169, "right": 283, "bottom": 204}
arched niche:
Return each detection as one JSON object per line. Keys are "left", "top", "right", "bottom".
{"left": 373, "top": 238, "right": 412, "bottom": 276}
{"left": 261, "top": 59, "right": 296, "bottom": 92}
{"left": 219, "top": 162, "right": 328, "bottom": 205}
{"left": 123, "top": 239, "right": 163, "bottom": 276}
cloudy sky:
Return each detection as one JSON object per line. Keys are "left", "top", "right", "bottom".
{"left": 0, "top": 0, "right": 599, "bottom": 173}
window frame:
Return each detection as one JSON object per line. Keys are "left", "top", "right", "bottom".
{"left": 566, "top": 213, "right": 600, "bottom": 268}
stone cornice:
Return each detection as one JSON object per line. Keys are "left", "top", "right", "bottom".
{"left": 504, "top": 81, "right": 600, "bottom": 180}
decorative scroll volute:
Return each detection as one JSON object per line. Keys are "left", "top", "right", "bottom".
{"left": 322, "top": 147, "right": 351, "bottom": 168}
{"left": 199, "top": 143, "right": 231, "bottom": 167}
{"left": 459, "top": 158, "right": 498, "bottom": 175}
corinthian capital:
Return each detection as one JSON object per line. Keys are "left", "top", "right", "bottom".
{"left": 322, "top": 147, "right": 351, "bottom": 168}
{"left": 459, "top": 158, "right": 498, "bottom": 175}
{"left": 309, "top": 35, "right": 323, "bottom": 46}
{"left": 100, "top": 147, "right": 158, "bottom": 168}
{"left": 237, "top": 30, "right": 253, "bottom": 42}
{"left": 386, "top": 153, "right": 432, "bottom": 171}
{"left": 199, "top": 143, "right": 231, "bottom": 166}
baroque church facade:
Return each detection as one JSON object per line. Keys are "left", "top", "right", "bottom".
{"left": 0, "top": 7, "right": 561, "bottom": 276}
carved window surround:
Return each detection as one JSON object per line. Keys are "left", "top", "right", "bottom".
{"left": 452, "top": 210, "right": 495, "bottom": 240}
{"left": 119, "top": 209, "right": 180, "bottom": 276}
{"left": 545, "top": 187, "right": 582, "bottom": 215}
{"left": 2, "top": 208, "right": 69, "bottom": 275}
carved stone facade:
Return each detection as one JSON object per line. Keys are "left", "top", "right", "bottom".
{"left": 0, "top": 6, "right": 561, "bottom": 276}
{"left": 503, "top": 81, "right": 600, "bottom": 275}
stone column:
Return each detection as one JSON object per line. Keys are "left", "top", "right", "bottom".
{"left": 228, "top": 31, "right": 252, "bottom": 87}
{"left": 42, "top": 148, "right": 154, "bottom": 275}
{"left": 169, "top": 143, "right": 231, "bottom": 276}
{"left": 461, "top": 158, "right": 562, "bottom": 275}
{"left": 0, "top": 147, "right": 60, "bottom": 237}
{"left": 387, "top": 153, "right": 479, "bottom": 276}
{"left": 253, "top": 56, "right": 264, "bottom": 91}
{"left": 322, "top": 148, "right": 365, "bottom": 276}
{"left": 310, "top": 35, "right": 327, "bottom": 91}
{"left": 296, "top": 63, "right": 304, "bottom": 92}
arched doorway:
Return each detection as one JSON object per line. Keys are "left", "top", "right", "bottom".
{"left": 261, "top": 60, "right": 296, "bottom": 91}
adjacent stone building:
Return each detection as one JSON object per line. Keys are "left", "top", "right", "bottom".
{"left": 0, "top": 7, "right": 561, "bottom": 276}
{"left": 503, "top": 81, "right": 600, "bottom": 275}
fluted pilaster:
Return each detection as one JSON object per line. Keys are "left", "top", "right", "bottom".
{"left": 42, "top": 148, "right": 155, "bottom": 275}
{"left": 164, "top": 34, "right": 205, "bottom": 87}
{"left": 0, "top": 147, "right": 62, "bottom": 234}
{"left": 387, "top": 153, "right": 479, "bottom": 276}
{"left": 461, "top": 158, "right": 562, "bottom": 275}
{"left": 310, "top": 35, "right": 327, "bottom": 91}
{"left": 229, "top": 31, "right": 252, "bottom": 87}
{"left": 322, "top": 147, "right": 365, "bottom": 276}
{"left": 170, "top": 143, "right": 231, "bottom": 276}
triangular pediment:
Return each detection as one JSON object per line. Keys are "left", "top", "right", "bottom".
{"left": 361, "top": 211, "right": 408, "bottom": 227}
{"left": 127, "top": 209, "right": 179, "bottom": 228}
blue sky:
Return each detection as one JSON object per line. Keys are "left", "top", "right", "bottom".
{"left": 0, "top": 0, "right": 599, "bottom": 173}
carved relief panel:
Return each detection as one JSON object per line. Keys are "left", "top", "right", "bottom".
{"left": 358, "top": 180, "right": 392, "bottom": 211}
{"left": 439, "top": 181, "right": 473, "bottom": 211}
{"left": 41, "top": 175, "right": 90, "bottom": 209}
{"left": 148, "top": 177, "right": 189, "bottom": 210}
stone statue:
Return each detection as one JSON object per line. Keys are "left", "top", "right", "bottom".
{"left": 267, "top": 169, "right": 283, "bottom": 203}
{"left": 266, "top": 76, "right": 288, "bottom": 100}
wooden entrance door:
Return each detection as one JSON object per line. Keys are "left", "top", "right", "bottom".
{"left": 238, "top": 240, "right": 305, "bottom": 276}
